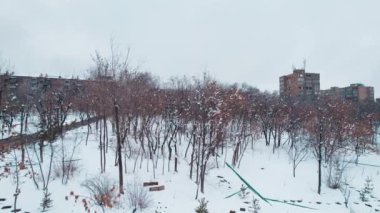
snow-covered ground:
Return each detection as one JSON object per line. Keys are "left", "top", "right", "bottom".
{"left": 0, "top": 124, "right": 379, "bottom": 213}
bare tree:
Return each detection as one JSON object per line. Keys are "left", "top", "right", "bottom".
{"left": 288, "top": 129, "right": 310, "bottom": 178}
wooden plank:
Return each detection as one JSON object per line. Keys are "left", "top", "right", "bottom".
{"left": 149, "top": 185, "right": 165, "bottom": 191}
{"left": 143, "top": 181, "right": 159, "bottom": 187}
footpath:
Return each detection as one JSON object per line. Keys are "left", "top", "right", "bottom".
{"left": 0, "top": 117, "right": 98, "bottom": 150}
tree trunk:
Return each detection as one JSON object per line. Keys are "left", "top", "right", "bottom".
{"left": 318, "top": 124, "right": 322, "bottom": 195}
{"left": 20, "top": 110, "right": 25, "bottom": 164}
{"left": 114, "top": 103, "right": 124, "bottom": 194}
{"left": 99, "top": 124, "right": 103, "bottom": 173}
{"left": 103, "top": 116, "right": 107, "bottom": 171}
{"left": 39, "top": 141, "right": 44, "bottom": 163}
{"left": 174, "top": 157, "right": 178, "bottom": 172}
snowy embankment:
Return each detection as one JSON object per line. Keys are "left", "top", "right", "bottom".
{"left": 0, "top": 113, "right": 80, "bottom": 140}
{"left": 0, "top": 124, "right": 379, "bottom": 213}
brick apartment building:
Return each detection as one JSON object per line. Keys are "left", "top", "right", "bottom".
{"left": 0, "top": 74, "right": 86, "bottom": 104}
{"left": 322, "top": 83, "right": 374, "bottom": 102}
{"left": 279, "top": 69, "right": 320, "bottom": 99}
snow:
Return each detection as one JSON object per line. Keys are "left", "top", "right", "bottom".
{"left": 0, "top": 123, "right": 380, "bottom": 212}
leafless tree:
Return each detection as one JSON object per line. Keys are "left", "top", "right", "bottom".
{"left": 288, "top": 129, "right": 310, "bottom": 178}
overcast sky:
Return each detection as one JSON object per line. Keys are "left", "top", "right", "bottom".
{"left": 1, "top": 0, "right": 379, "bottom": 97}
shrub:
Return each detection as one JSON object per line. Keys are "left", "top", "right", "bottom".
{"left": 195, "top": 198, "right": 209, "bottom": 213}
{"left": 248, "top": 196, "right": 260, "bottom": 213}
{"left": 326, "top": 155, "right": 349, "bottom": 189}
{"left": 53, "top": 161, "right": 79, "bottom": 183}
{"left": 126, "top": 180, "right": 152, "bottom": 210}
{"left": 340, "top": 181, "right": 351, "bottom": 208}
{"left": 359, "top": 177, "right": 374, "bottom": 202}
{"left": 41, "top": 191, "right": 53, "bottom": 212}
{"left": 81, "top": 175, "right": 119, "bottom": 210}
{"left": 239, "top": 185, "right": 249, "bottom": 199}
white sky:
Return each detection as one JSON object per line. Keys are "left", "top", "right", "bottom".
{"left": 0, "top": 0, "right": 379, "bottom": 97}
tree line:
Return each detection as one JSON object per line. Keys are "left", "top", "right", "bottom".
{"left": 1, "top": 53, "right": 380, "bottom": 200}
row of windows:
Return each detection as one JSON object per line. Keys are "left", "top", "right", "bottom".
{"left": 298, "top": 86, "right": 315, "bottom": 90}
